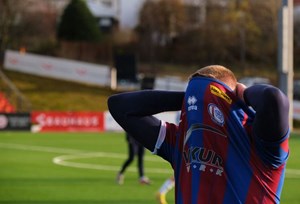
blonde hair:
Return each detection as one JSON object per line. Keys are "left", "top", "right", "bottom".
{"left": 189, "top": 65, "right": 237, "bottom": 90}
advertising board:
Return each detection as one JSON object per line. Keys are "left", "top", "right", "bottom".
{"left": 0, "top": 113, "right": 31, "bottom": 131}
{"left": 31, "top": 112, "right": 104, "bottom": 132}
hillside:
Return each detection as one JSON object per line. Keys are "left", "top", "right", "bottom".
{"left": 1, "top": 70, "right": 117, "bottom": 111}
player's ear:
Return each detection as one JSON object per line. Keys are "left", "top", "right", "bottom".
{"left": 235, "top": 83, "right": 247, "bottom": 102}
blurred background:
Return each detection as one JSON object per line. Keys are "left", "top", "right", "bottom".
{"left": 1, "top": 1, "right": 300, "bottom": 203}
{"left": 1, "top": 0, "right": 300, "bottom": 127}
{"left": 0, "top": 0, "right": 299, "bottom": 126}
{"left": 1, "top": 0, "right": 300, "bottom": 70}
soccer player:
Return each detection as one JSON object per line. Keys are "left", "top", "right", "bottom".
{"left": 116, "top": 132, "right": 151, "bottom": 185}
{"left": 108, "top": 65, "right": 290, "bottom": 204}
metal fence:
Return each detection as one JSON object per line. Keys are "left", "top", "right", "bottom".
{"left": 0, "top": 69, "right": 31, "bottom": 112}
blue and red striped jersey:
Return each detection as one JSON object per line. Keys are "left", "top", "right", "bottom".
{"left": 156, "top": 77, "right": 289, "bottom": 204}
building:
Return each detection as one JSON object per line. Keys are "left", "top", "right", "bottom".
{"left": 86, "top": 0, "right": 146, "bottom": 30}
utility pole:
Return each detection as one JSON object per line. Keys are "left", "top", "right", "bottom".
{"left": 278, "top": 0, "right": 294, "bottom": 130}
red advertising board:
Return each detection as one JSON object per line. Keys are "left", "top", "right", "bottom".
{"left": 31, "top": 111, "right": 104, "bottom": 132}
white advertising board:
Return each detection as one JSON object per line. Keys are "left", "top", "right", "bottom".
{"left": 103, "top": 111, "right": 179, "bottom": 132}
{"left": 103, "top": 111, "right": 123, "bottom": 132}
{"left": 154, "top": 77, "right": 188, "bottom": 91}
{"left": 4, "top": 50, "right": 111, "bottom": 86}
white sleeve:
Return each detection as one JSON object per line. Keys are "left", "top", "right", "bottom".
{"left": 152, "top": 120, "right": 167, "bottom": 155}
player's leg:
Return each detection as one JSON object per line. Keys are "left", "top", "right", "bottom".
{"left": 116, "top": 141, "right": 135, "bottom": 185}
{"left": 137, "top": 144, "right": 151, "bottom": 185}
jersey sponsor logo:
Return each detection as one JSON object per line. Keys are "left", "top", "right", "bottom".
{"left": 210, "top": 85, "right": 232, "bottom": 104}
{"left": 208, "top": 103, "right": 225, "bottom": 126}
{"left": 187, "top": 95, "right": 198, "bottom": 111}
{"left": 182, "top": 123, "right": 225, "bottom": 175}
{"left": 183, "top": 146, "right": 224, "bottom": 176}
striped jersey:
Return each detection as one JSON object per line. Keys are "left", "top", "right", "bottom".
{"left": 156, "top": 77, "right": 289, "bottom": 204}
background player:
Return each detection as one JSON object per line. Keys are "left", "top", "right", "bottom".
{"left": 116, "top": 132, "right": 151, "bottom": 185}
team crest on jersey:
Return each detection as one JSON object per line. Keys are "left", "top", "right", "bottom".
{"left": 208, "top": 103, "right": 225, "bottom": 126}
{"left": 187, "top": 95, "right": 198, "bottom": 111}
{"left": 210, "top": 85, "right": 232, "bottom": 104}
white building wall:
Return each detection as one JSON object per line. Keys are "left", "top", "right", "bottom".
{"left": 86, "top": 0, "right": 146, "bottom": 29}
{"left": 119, "top": 0, "right": 146, "bottom": 29}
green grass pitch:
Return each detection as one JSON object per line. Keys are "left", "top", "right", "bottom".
{"left": 0, "top": 131, "right": 299, "bottom": 204}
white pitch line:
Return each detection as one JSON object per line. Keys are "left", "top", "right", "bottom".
{"left": 52, "top": 153, "right": 172, "bottom": 174}
{"left": 0, "top": 142, "right": 171, "bottom": 174}
{"left": 1, "top": 142, "right": 300, "bottom": 177}
{"left": 285, "top": 169, "right": 300, "bottom": 178}
{"left": 0, "top": 142, "right": 163, "bottom": 162}
{"left": 0, "top": 142, "right": 84, "bottom": 154}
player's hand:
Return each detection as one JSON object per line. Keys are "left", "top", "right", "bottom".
{"left": 235, "top": 82, "right": 247, "bottom": 102}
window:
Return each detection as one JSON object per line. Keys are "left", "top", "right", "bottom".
{"left": 102, "top": 0, "right": 112, "bottom": 7}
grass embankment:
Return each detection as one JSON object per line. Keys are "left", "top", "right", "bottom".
{"left": 2, "top": 70, "right": 117, "bottom": 111}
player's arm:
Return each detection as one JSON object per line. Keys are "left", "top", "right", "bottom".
{"left": 107, "top": 90, "right": 184, "bottom": 151}
{"left": 242, "top": 84, "right": 289, "bottom": 141}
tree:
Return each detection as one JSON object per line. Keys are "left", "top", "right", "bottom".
{"left": 57, "top": 0, "right": 101, "bottom": 42}
{"left": 0, "top": 0, "right": 26, "bottom": 57}
{"left": 136, "top": 0, "right": 283, "bottom": 70}
{"left": 137, "top": 0, "right": 186, "bottom": 66}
